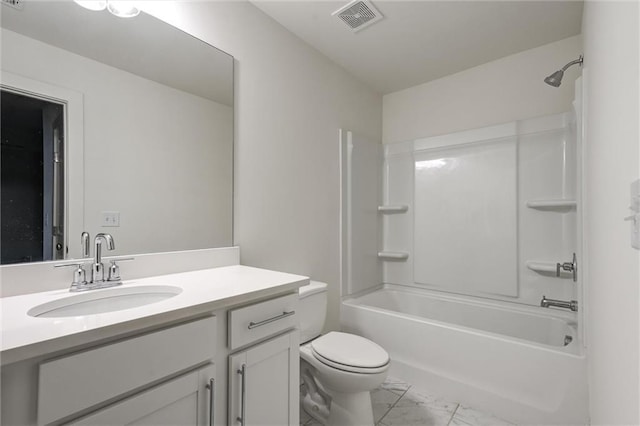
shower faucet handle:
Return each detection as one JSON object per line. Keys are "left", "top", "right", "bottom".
{"left": 556, "top": 253, "right": 577, "bottom": 282}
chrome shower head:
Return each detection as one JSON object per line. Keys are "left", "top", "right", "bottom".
{"left": 544, "top": 55, "right": 583, "bottom": 87}
{"left": 544, "top": 70, "right": 564, "bottom": 87}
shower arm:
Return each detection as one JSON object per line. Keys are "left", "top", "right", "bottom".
{"left": 561, "top": 56, "right": 583, "bottom": 72}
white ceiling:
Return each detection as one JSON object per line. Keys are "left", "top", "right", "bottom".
{"left": 252, "top": 0, "right": 584, "bottom": 94}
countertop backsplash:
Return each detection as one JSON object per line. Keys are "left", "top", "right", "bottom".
{"left": 0, "top": 247, "right": 240, "bottom": 298}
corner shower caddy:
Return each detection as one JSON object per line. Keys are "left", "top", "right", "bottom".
{"left": 377, "top": 205, "right": 409, "bottom": 260}
{"left": 525, "top": 197, "right": 577, "bottom": 276}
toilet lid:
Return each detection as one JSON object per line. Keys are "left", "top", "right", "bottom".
{"left": 311, "top": 332, "right": 389, "bottom": 369}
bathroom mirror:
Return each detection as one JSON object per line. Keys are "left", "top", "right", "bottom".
{"left": 0, "top": 2, "right": 233, "bottom": 264}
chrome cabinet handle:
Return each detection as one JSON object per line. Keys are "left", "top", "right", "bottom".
{"left": 248, "top": 310, "right": 295, "bottom": 329}
{"left": 205, "top": 378, "right": 214, "bottom": 426}
{"left": 237, "top": 364, "right": 246, "bottom": 425}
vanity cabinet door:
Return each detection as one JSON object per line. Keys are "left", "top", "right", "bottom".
{"left": 67, "top": 364, "right": 216, "bottom": 426}
{"left": 228, "top": 330, "right": 299, "bottom": 426}
{"left": 38, "top": 316, "right": 217, "bottom": 425}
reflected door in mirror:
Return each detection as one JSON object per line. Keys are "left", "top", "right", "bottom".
{"left": 1, "top": 89, "right": 65, "bottom": 264}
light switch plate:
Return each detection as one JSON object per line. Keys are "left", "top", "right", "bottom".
{"left": 101, "top": 211, "right": 120, "bottom": 227}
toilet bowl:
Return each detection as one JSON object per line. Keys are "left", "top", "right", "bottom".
{"left": 298, "top": 282, "right": 390, "bottom": 425}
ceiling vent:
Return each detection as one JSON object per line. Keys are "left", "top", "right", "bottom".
{"left": 332, "top": 0, "right": 383, "bottom": 33}
{"left": 1, "top": 0, "right": 23, "bottom": 10}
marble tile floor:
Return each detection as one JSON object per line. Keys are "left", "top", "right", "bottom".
{"left": 300, "top": 377, "right": 515, "bottom": 426}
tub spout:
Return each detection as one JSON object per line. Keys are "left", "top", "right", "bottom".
{"left": 541, "top": 295, "right": 578, "bottom": 312}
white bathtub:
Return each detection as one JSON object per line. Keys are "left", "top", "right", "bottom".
{"left": 341, "top": 285, "right": 589, "bottom": 425}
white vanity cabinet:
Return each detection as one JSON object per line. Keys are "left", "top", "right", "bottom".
{"left": 37, "top": 316, "right": 217, "bottom": 426}
{"left": 66, "top": 364, "right": 215, "bottom": 426}
{"left": 228, "top": 331, "right": 299, "bottom": 426}
{"left": 1, "top": 265, "right": 307, "bottom": 426}
{"left": 227, "top": 294, "right": 300, "bottom": 426}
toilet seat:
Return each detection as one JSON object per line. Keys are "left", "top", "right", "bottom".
{"left": 311, "top": 332, "right": 389, "bottom": 374}
{"left": 312, "top": 351, "right": 389, "bottom": 374}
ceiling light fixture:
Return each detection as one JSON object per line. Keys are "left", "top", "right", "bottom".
{"left": 73, "top": 0, "right": 139, "bottom": 18}
{"left": 73, "top": 1, "right": 107, "bottom": 11}
{"left": 106, "top": 1, "right": 140, "bottom": 18}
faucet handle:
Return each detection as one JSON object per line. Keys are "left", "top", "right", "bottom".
{"left": 108, "top": 261, "right": 121, "bottom": 282}
{"left": 55, "top": 262, "right": 90, "bottom": 289}
{"left": 109, "top": 257, "right": 135, "bottom": 262}
{"left": 107, "top": 257, "right": 134, "bottom": 282}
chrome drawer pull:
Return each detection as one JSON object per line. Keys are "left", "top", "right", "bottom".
{"left": 237, "top": 364, "right": 246, "bottom": 425}
{"left": 206, "top": 378, "right": 215, "bottom": 426}
{"left": 248, "top": 310, "right": 295, "bottom": 329}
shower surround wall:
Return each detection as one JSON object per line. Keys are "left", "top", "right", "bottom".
{"left": 382, "top": 112, "right": 579, "bottom": 308}
{"left": 340, "top": 110, "right": 587, "bottom": 424}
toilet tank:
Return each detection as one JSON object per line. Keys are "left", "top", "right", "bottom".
{"left": 298, "top": 281, "right": 328, "bottom": 343}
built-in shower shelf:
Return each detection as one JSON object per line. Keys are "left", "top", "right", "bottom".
{"left": 526, "top": 199, "right": 576, "bottom": 212}
{"left": 378, "top": 251, "right": 409, "bottom": 260}
{"left": 378, "top": 205, "right": 409, "bottom": 213}
{"left": 526, "top": 261, "right": 557, "bottom": 273}
{"left": 526, "top": 261, "right": 572, "bottom": 278}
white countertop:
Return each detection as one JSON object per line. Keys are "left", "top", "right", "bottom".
{"left": 1, "top": 265, "right": 308, "bottom": 365}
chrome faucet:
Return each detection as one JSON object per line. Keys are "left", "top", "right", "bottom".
{"left": 540, "top": 295, "right": 578, "bottom": 312}
{"left": 92, "top": 233, "right": 115, "bottom": 283}
{"left": 56, "top": 232, "right": 132, "bottom": 292}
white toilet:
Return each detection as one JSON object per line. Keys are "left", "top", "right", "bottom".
{"left": 299, "top": 281, "right": 390, "bottom": 425}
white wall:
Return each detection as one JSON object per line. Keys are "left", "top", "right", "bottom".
{"left": 383, "top": 35, "right": 582, "bottom": 143}
{"left": 1, "top": 28, "right": 233, "bottom": 257}
{"left": 582, "top": 1, "right": 640, "bottom": 424}
{"left": 142, "top": 2, "right": 382, "bottom": 331}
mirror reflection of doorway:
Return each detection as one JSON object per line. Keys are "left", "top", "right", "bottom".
{"left": 1, "top": 89, "right": 65, "bottom": 264}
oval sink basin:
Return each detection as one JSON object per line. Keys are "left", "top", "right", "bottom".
{"left": 28, "top": 285, "right": 182, "bottom": 318}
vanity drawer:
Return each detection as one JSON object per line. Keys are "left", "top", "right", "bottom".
{"left": 37, "top": 316, "right": 216, "bottom": 426}
{"left": 228, "top": 293, "right": 298, "bottom": 351}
